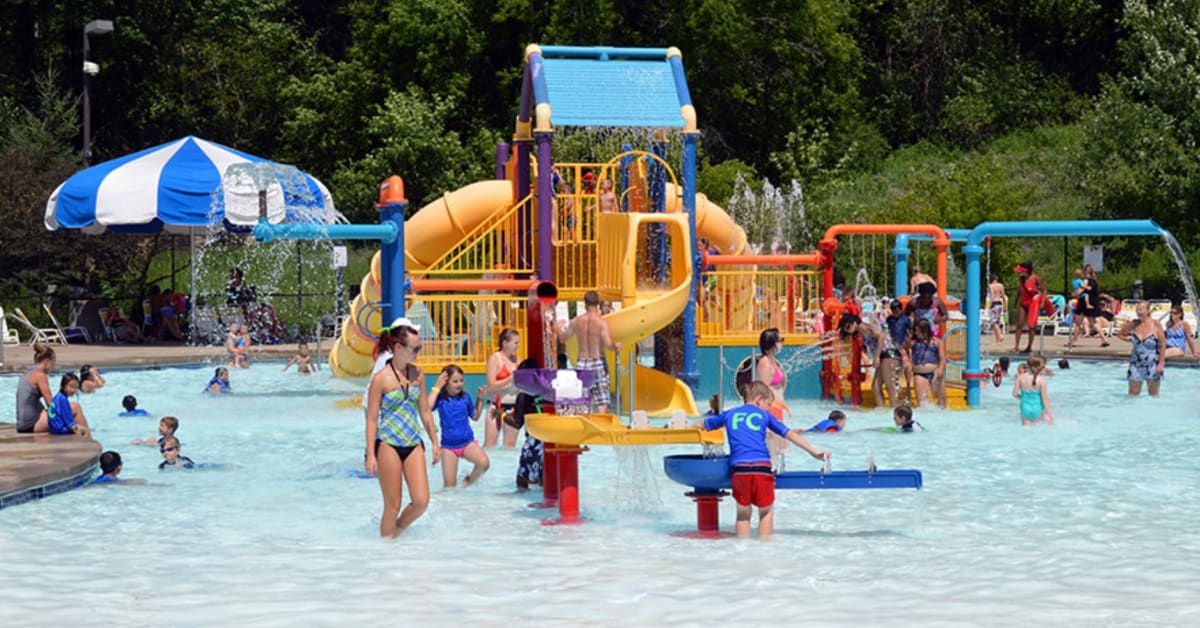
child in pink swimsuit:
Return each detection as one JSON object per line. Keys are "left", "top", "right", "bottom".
{"left": 431, "top": 365, "right": 490, "bottom": 488}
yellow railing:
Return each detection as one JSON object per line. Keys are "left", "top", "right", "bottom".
{"left": 697, "top": 268, "right": 823, "bottom": 344}
{"left": 407, "top": 292, "right": 528, "bottom": 373}
{"left": 416, "top": 193, "right": 536, "bottom": 278}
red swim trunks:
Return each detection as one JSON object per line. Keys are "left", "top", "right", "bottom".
{"left": 732, "top": 464, "right": 775, "bottom": 507}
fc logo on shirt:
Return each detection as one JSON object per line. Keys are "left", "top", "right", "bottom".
{"left": 730, "top": 411, "right": 762, "bottom": 431}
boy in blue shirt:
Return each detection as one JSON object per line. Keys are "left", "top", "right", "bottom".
{"left": 119, "top": 394, "right": 150, "bottom": 416}
{"left": 807, "top": 409, "right": 846, "bottom": 433}
{"left": 694, "top": 381, "right": 831, "bottom": 539}
{"left": 94, "top": 451, "right": 123, "bottom": 484}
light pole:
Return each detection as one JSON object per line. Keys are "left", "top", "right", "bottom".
{"left": 82, "top": 19, "right": 113, "bottom": 166}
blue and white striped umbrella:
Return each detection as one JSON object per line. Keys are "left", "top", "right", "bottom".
{"left": 45, "top": 136, "right": 340, "bottom": 234}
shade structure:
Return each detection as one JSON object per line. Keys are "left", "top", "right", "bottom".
{"left": 44, "top": 135, "right": 340, "bottom": 234}
{"left": 42, "top": 136, "right": 343, "bottom": 344}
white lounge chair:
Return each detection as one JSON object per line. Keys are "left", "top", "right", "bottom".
{"left": 10, "top": 307, "right": 67, "bottom": 345}
{"left": 43, "top": 304, "right": 90, "bottom": 343}
{"left": 1, "top": 306, "right": 20, "bottom": 344}
{"left": 1147, "top": 299, "right": 1173, "bottom": 325}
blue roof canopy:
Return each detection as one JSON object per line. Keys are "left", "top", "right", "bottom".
{"left": 522, "top": 46, "right": 695, "bottom": 130}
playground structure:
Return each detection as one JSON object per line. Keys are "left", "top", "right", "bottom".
{"left": 251, "top": 44, "right": 1199, "bottom": 415}
{"left": 324, "top": 45, "right": 789, "bottom": 417}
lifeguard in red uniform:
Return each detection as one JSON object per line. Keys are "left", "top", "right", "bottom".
{"left": 1013, "top": 261, "right": 1046, "bottom": 353}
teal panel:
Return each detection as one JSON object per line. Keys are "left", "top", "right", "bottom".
{"left": 541, "top": 58, "right": 684, "bottom": 128}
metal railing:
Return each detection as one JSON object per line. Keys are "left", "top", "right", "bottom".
{"left": 407, "top": 292, "right": 528, "bottom": 372}
{"left": 697, "top": 268, "right": 823, "bottom": 344}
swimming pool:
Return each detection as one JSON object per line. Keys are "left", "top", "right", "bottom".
{"left": 1, "top": 360, "right": 1197, "bottom": 625}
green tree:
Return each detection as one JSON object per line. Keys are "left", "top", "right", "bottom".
{"left": 1078, "top": 0, "right": 1200, "bottom": 247}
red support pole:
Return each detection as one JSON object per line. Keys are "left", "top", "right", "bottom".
{"left": 543, "top": 446, "right": 586, "bottom": 525}
{"left": 692, "top": 490, "right": 724, "bottom": 537}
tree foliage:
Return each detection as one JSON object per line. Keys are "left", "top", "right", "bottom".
{"left": 2, "top": 0, "right": 1199, "bottom": 300}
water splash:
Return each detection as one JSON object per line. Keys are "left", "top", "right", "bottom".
{"left": 1160, "top": 231, "right": 1200, "bottom": 319}
{"left": 612, "top": 446, "right": 666, "bottom": 514}
{"left": 726, "top": 175, "right": 809, "bottom": 253}
{"left": 188, "top": 163, "right": 346, "bottom": 346}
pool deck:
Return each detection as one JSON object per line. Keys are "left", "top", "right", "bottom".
{"left": 0, "top": 423, "right": 101, "bottom": 509}
{"left": 0, "top": 335, "right": 1194, "bottom": 509}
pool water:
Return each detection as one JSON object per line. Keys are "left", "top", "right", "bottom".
{"left": 1, "top": 361, "right": 1198, "bottom": 625}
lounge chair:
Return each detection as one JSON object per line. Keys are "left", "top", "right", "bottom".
{"left": 43, "top": 304, "right": 91, "bottom": 343}
{"left": 1, "top": 306, "right": 20, "bottom": 344}
{"left": 1113, "top": 299, "right": 1143, "bottom": 327}
{"left": 97, "top": 307, "right": 120, "bottom": 344}
{"left": 1147, "top": 299, "right": 1173, "bottom": 325}
{"left": 10, "top": 307, "right": 67, "bottom": 345}
{"left": 1035, "top": 295, "right": 1066, "bottom": 336}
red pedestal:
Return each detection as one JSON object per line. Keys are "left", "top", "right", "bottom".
{"left": 670, "top": 489, "right": 729, "bottom": 539}
{"left": 542, "top": 446, "right": 586, "bottom": 525}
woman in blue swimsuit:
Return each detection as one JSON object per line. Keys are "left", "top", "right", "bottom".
{"left": 1117, "top": 301, "right": 1166, "bottom": 397}
{"left": 364, "top": 323, "right": 440, "bottom": 537}
{"left": 1162, "top": 304, "right": 1197, "bottom": 360}
{"left": 905, "top": 318, "right": 946, "bottom": 407}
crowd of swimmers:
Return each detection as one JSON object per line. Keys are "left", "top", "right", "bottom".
{"left": 10, "top": 342, "right": 240, "bottom": 485}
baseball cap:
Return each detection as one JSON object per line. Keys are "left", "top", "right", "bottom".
{"left": 385, "top": 317, "right": 420, "bottom": 333}
{"left": 1013, "top": 262, "right": 1033, "bottom": 273}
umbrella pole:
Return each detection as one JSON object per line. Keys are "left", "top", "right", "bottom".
{"left": 190, "top": 227, "right": 197, "bottom": 345}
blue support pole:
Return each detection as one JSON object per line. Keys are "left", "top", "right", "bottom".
{"left": 963, "top": 220, "right": 1164, "bottom": 406}
{"left": 681, "top": 132, "right": 700, "bottom": 391}
{"left": 893, "top": 235, "right": 911, "bottom": 297}
{"left": 963, "top": 243, "right": 985, "bottom": 406}
{"left": 535, "top": 131, "right": 554, "bottom": 281}
{"left": 253, "top": 175, "right": 408, "bottom": 329}
{"left": 378, "top": 200, "right": 407, "bottom": 323}
{"left": 515, "top": 137, "right": 533, "bottom": 271}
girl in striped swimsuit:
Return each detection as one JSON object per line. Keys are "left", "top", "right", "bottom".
{"left": 365, "top": 324, "right": 440, "bottom": 538}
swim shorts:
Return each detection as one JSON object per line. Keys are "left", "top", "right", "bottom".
{"left": 575, "top": 357, "right": 610, "bottom": 408}
{"left": 732, "top": 464, "right": 775, "bottom": 507}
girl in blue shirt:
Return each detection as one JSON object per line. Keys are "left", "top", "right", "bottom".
{"left": 431, "top": 365, "right": 490, "bottom": 488}
{"left": 48, "top": 373, "right": 90, "bottom": 437}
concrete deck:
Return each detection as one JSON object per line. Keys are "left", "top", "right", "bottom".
{"left": 0, "top": 340, "right": 312, "bottom": 374}
{"left": 0, "top": 423, "right": 100, "bottom": 508}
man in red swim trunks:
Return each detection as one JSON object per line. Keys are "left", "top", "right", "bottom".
{"left": 1012, "top": 262, "right": 1046, "bottom": 354}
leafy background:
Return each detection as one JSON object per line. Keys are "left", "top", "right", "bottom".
{"left": 3, "top": 0, "right": 1198, "bottom": 327}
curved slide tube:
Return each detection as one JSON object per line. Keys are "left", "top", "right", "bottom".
{"left": 329, "top": 180, "right": 514, "bottom": 376}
